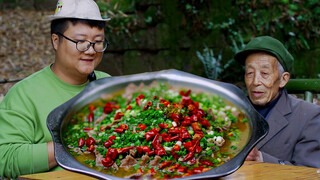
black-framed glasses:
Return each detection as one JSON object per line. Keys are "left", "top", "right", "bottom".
{"left": 56, "top": 32, "right": 109, "bottom": 52}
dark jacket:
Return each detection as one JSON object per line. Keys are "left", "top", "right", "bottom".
{"left": 257, "top": 90, "right": 320, "bottom": 168}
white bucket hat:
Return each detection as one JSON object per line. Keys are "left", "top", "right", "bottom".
{"left": 47, "top": 0, "right": 110, "bottom": 21}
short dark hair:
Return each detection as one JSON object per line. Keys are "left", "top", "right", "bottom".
{"left": 51, "top": 18, "right": 105, "bottom": 35}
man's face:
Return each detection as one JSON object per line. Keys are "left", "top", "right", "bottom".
{"left": 245, "top": 52, "right": 282, "bottom": 106}
{"left": 54, "top": 22, "right": 105, "bottom": 83}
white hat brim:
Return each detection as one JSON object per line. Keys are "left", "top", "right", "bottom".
{"left": 47, "top": 15, "right": 111, "bottom": 22}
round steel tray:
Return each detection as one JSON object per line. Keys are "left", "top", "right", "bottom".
{"left": 47, "top": 69, "right": 268, "bottom": 180}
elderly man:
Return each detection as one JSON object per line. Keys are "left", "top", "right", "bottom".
{"left": 235, "top": 36, "right": 320, "bottom": 168}
{"left": 0, "top": 0, "right": 111, "bottom": 178}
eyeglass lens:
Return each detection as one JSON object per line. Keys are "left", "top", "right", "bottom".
{"left": 77, "top": 41, "right": 107, "bottom": 52}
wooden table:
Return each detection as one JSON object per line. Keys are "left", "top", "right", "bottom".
{"left": 18, "top": 161, "right": 320, "bottom": 180}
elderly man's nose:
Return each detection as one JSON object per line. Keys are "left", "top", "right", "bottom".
{"left": 253, "top": 74, "right": 261, "bottom": 85}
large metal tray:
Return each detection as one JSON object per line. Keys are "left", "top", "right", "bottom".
{"left": 47, "top": 69, "right": 268, "bottom": 180}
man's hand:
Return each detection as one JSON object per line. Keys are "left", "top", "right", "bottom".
{"left": 47, "top": 141, "right": 57, "bottom": 169}
{"left": 246, "top": 147, "right": 263, "bottom": 162}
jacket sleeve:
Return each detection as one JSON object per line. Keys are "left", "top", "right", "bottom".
{"left": 261, "top": 104, "right": 320, "bottom": 168}
{"left": 0, "top": 92, "right": 49, "bottom": 178}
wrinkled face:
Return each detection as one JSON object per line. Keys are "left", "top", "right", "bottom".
{"left": 53, "top": 22, "right": 104, "bottom": 83}
{"left": 245, "top": 52, "right": 282, "bottom": 106}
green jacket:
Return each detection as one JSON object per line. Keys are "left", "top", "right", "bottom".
{"left": 0, "top": 65, "right": 110, "bottom": 178}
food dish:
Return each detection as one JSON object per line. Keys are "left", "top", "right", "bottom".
{"left": 47, "top": 69, "right": 268, "bottom": 180}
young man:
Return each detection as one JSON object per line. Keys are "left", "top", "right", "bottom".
{"left": 0, "top": 0, "right": 111, "bottom": 178}
{"left": 235, "top": 36, "right": 320, "bottom": 168}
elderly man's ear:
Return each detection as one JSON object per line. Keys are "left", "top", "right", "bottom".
{"left": 279, "top": 72, "right": 290, "bottom": 88}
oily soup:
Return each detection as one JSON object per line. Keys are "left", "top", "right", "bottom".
{"left": 63, "top": 82, "right": 250, "bottom": 179}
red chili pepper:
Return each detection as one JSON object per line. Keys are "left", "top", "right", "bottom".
{"left": 83, "top": 127, "right": 93, "bottom": 132}
{"left": 161, "top": 133, "right": 171, "bottom": 142}
{"left": 181, "top": 119, "right": 192, "bottom": 126}
{"left": 137, "top": 146, "right": 143, "bottom": 154}
{"left": 87, "top": 112, "right": 94, "bottom": 122}
{"left": 88, "top": 105, "right": 95, "bottom": 111}
{"left": 191, "top": 122, "right": 201, "bottom": 132}
{"left": 199, "top": 160, "right": 214, "bottom": 166}
{"left": 145, "top": 130, "right": 157, "bottom": 141}
{"left": 183, "top": 139, "right": 199, "bottom": 162}
{"left": 148, "top": 150, "right": 155, "bottom": 156}
{"left": 150, "top": 167, "right": 156, "bottom": 174}
{"left": 151, "top": 127, "right": 161, "bottom": 132}
{"left": 152, "top": 134, "right": 167, "bottom": 156}
{"left": 158, "top": 123, "right": 168, "bottom": 129}
{"left": 188, "top": 156, "right": 196, "bottom": 164}
{"left": 103, "top": 102, "right": 115, "bottom": 114}
{"left": 85, "top": 137, "right": 95, "bottom": 147}
{"left": 188, "top": 104, "right": 195, "bottom": 111}
{"left": 168, "top": 163, "right": 180, "bottom": 171}
{"left": 78, "top": 138, "right": 85, "bottom": 147}
{"left": 196, "top": 109, "right": 205, "bottom": 118}
{"left": 155, "top": 146, "right": 167, "bottom": 156}
{"left": 151, "top": 134, "right": 161, "bottom": 147}
{"left": 101, "top": 156, "right": 114, "bottom": 167}
{"left": 142, "top": 146, "right": 151, "bottom": 153}
{"left": 171, "top": 150, "right": 179, "bottom": 160}
{"left": 195, "top": 146, "right": 202, "bottom": 153}
{"left": 119, "top": 124, "right": 128, "bottom": 130}
{"left": 159, "top": 161, "right": 173, "bottom": 169}
{"left": 143, "top": 101, "right": 153, "bottom": 110}
{"left": 170, "top": 135, "right": 180, "bottom": 141}
{"left": 137, "top": 124, "right": 147, "bottom": 131}
{"left": 114, "top": 127, "right": 125, "bottom": 133}
{"left": 190, "top": 114, "right": 198, "bottom": 122}
{"left": 118, "top": 146, "right": 135, "bottom": 154}
{"left": 172, "top": 144, "right": 180, "bottom": 152}
{"left": 106, "top": 148, "right": 118, "bottom": 159}
{"left": 170, "top": 113, "right": 181, "bottom": 121}
{"left": 109, "top": 135, "right": 116, "bottom": 140}
{"left": 193, "top": 101, "right": 199, "bottom": 108}
{"left": 179, "top": 89, "right": 191, "bottom": 96}
{"left": 181, "top": 96, "right": 193, "bottom": 106}
{"left": 114, "top": 112, "right": 124, "bottom": 120}
{"left": 100, "top": 125, "right": 106, "bottom": 132}
{"left": 183, "top": 141, "right": 193, "bottom": 151}
{"left": 199, "top": 118, "right": 211, "bottom": 127}
{"left": 103, "top": 139, "right": 114, "bottom": 148}
{"left": 87, "top": 144, "right": 95, "bottom": 152}
{"left": 168, "top": 127, "right": 180, "bottom": 134}
{"left": 164, "top": 101, "right": 171, "bottom": 107}
{"left": 176, "top": 166, "right": 187, "bottom": 173}
{"left": 193, "top": 167, "right": 204, "bottom": 174}
{"left": 135, "top": 94, "right": 145, "bottom": 106}
{"left": 126, "top": 105, "right": 132, "bottom": 110}
{"left": 180, "top": 128, "right": 191, "bottom": 139}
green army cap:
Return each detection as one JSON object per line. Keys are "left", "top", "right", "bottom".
{"left": 234, "top": 36, "right": 294, "bottom": 73}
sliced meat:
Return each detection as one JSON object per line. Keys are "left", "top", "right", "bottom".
{"left": 120, "top": 155, "right": 138, "bottom": 167}
{"left": 149, "top": 155, "right": 162, "bottom": 167}
{"left": 139, "top": 155, "right": 150, "bottom": 166}
{"left": 95, "top": 150, "right": 104, "bottom": 167}
{"left": 207, "top": 108, "right": 216, "bottom": 121}
{"left": 130, "top": 148, "right": 137, "bottom": 157}
{"left": 94, "top": 114, "right": 107, "bottom": 126}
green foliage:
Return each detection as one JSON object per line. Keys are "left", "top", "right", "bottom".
{"left": 95, "top": 0, "right": 320, "bottom": 79}
{"left": 196, "top": 46, "right": 222, "bottom": 80}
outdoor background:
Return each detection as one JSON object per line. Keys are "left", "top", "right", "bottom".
{"left": 1, "top": 0, "right": 319, "bottom": 102}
